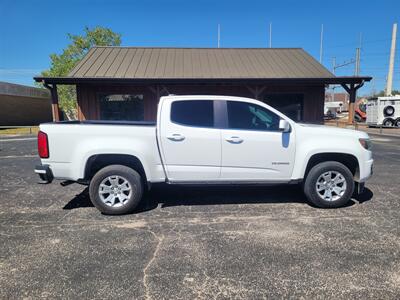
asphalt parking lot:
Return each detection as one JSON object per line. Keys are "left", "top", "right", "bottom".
{"left": 0, "top": 135, "right": 399, "bottom": 299}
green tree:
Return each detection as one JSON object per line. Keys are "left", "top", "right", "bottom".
{"left": 371, "top": 89, "right": 400, "bottom": 97}
{"left": 39, "top": 26, "right": 121, "bottom": 119}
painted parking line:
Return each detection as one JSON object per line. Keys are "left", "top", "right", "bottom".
{"left": 0, "top": 137, "right": 37, "bottom": 142}
{"left": 0, "top": 155, "right": 37, "bottom": 159}
{"left": 370, "top": 138, "right": 392, "bottom": 142}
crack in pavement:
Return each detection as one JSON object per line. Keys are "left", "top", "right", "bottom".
{"left": 143, "top": 229, "right": 165, "bottom": 300}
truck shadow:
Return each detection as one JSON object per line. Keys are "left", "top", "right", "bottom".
{"left": 63, "top": 184, "right": 374, "bottom": 213}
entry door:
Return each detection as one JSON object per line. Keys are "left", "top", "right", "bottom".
{"left": 159, "top": 99, "right": 221, "bottom": 181}
{"left": 221, "top": 101, "right": 295, "bottom": 181}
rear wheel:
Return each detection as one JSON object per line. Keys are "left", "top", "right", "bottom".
{"left": 304, "top": 161, "right": 354, "bottom": 208}
{"left": 394, "top": 118, "right": 400, "bottom": 128}
{"left": 383, "top": 118, "right": 394, "bottom": 127}
{"left": 89, "top": 165, "right": 143, "bottom": 215}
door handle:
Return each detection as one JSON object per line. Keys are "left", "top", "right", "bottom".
{"left": 167, "top": 134, "right": 185, "bottom": 141}
{"left": 225, "top": 136, "right": 243, "bottom": 144}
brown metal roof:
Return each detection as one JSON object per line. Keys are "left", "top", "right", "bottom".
{"left": 68, "top": 47, "right": 335, "bottom": 79}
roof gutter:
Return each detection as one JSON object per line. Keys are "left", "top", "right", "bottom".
{"left": 34, "top": 76, "right": 372, "bottom": 86}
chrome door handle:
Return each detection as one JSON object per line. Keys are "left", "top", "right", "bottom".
{"left": 167, "top": 134, "right": 185, "bottom": 141}
{"left": 225, "top": 136, "right": 243, "bottom": 144}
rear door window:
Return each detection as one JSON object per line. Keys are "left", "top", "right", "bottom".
{"left": 171, "top": 100, "right": 214, "bottom": 128}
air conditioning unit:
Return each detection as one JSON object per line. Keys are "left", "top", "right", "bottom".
{"left": 366, "top": 96, "right": 400, "bottom": 127}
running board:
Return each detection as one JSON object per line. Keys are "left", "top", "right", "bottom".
{"left": 167, "top": 179, "right": 301, "bottom": 186}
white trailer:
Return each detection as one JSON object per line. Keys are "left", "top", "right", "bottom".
{"left": 366, "top": 96, "right": 400, "bottom": 127}
{"left": 324, "top": 101, "right": 344, "bottom": 119}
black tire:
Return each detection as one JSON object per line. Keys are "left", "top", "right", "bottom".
{"left": 89, "top": 165, "right": 143, "bottom": 215}
{"left": 383, "top": 118, "right": 394, "bottom": 127}
{"left": 394, "top": 118, "right": 400, "bottom": 128}
{"left": 304, "top": 161, "right": 354, "bottom": 208}
{"left": 384, "top": 105, "right": 395, "bottom": 117}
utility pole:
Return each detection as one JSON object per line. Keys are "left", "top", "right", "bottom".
{"left": 331, "top": 57, "right": 355, "bottom": 108}
{"left": 355, "top": 32, "right": 362, "bottom": 76}
{"left": 319, "top": 24, "right": 324, "bottom": 63}
{"left": 269, "top": 22, "right": 272, "bottom": 48}
{"left": 331, "top": 57, "right": 336, "bottom": 102}
{"left": 355, "top": 48, "right": 360, "bottom": 76}
{"left": 386, "top": 23, "right": 397, "bottom": 96}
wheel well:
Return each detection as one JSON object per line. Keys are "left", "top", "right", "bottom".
{"left": 305, "top": 153, "right": 359, "bottom": 179}
{"left": 84, "top": 154, "right": 148, "bottom": 187}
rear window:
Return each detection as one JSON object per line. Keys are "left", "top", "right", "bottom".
{"left": 171, "top": 100, "right": 214, "bottom": 128}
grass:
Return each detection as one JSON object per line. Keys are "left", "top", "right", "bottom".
{"left": 0, "top": 127, "right": 39, "bottom": 135}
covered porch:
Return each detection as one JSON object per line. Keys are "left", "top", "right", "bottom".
{"left": 34, "top": 76, "right": 372, "bottom": 124}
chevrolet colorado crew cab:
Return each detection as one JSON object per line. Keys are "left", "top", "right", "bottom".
{"left": 35, "top": 95, "right": 373, "bottom": 214}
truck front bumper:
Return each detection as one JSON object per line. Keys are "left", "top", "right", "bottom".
{"left": 34, "top": 165, "right": 54, "bottom": 184}
{"left": 360, "top": 159, "right": 374, "bottom": 182}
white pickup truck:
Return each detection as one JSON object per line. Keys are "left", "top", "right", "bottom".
{"left": 35, "top": 95, "right": 373, "bottom": 214}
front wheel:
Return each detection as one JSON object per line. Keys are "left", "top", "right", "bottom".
{"left": 89, "top": 165, "right": 143, "bottom": 215}
{"left": 304, "top": 161, "right": 354, "bottom": 208}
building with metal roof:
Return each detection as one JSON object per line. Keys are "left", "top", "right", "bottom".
{"left": 35, "top": 47, "right": 371, "bottom": 123}
{"left": 0, "top": 81, "right": 52, "bottom": 126}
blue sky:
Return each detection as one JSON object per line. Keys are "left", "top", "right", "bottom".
{"left": 0, "top": 0, "right": 399, "bottom": 95}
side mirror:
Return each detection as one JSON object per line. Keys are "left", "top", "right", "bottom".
{"left": 279, "top": 119, "right": 291, "bottom": 133}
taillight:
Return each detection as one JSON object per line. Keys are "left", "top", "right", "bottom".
{"left": 38, "top": 131, "right": 49, "bottom": 158}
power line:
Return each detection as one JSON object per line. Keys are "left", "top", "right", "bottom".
{"left": 328, "top": 37, "right": 392, "bottom": 49}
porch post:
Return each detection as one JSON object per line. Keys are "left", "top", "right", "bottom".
{"left": 44, "top": 83, "right": 61, "bottom": 122}
{"left": 50, "top": 85, "right": 60, "bottom": 122}
{"left": 341, "top": 82, "right": 364, "bottom": 124}
{"left": 246, "top": 85, "right": 266, "bottom": 100}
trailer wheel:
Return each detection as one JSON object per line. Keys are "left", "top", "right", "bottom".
{"left": 395, "top": 118, "right": 400, "bottom": 128}
{"left": 89, "top": 165, "right": 143, "bottom": 215}
{"left": 384, "top": 105, "right": 395, "bottom": 117}
{"left": 383, "top": 118, "right": 394, "bottom": 127}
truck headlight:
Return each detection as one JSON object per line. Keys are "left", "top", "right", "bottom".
{"left": 359, "top": 138, "right": 372, "bottom": 150}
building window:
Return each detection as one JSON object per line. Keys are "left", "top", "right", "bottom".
{"left": 227, "top": 101, "right": 280, "bottom": 131}
{"left": 99, "top": 94, "right": 144, "bottom": 121}
{"left": 171, "top": 100, "right": 214, "bottom": 128}
{"left": 264, "top": 94, "right": 304, "bottom": 122}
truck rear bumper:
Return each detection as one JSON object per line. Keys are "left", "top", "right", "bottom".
{"left": 34, "top": 165, "right": 54, "bottom": 184}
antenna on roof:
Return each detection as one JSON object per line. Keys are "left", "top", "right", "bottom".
{"left": 218, "top": 24, "right": 221, "bottom": 48}
{"left": 269, "top": 22, "right": 272, "bottom": 48}
{"left": 319, "top": 24, "right": 324, "bottom": 63}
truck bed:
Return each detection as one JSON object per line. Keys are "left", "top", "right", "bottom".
{"left": 45, "top": 120, "right": 156, "bottom": 126}
{"left": 39, "top": 121, "right": 164, "bottom": 182}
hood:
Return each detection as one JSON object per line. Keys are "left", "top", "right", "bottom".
{"left": 296, "top": 123, "right": 369, "bottom": 139}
